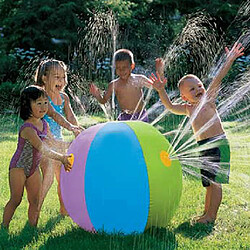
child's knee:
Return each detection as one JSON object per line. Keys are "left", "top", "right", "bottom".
{"left": 10, "top": 197, "right": 22, "bottom": 208}
{"left": 28, "top": 196, "right": 39, "bottom": 207}
{"left": 211, "top": 182, "right": 222, "bottom": 189}
{"left": 42, "top": 168, "right": 55, "bottom": 185}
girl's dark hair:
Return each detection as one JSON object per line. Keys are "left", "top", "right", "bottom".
{"left": 20, "top": 85, "right": 47, "bottom": 120}
{"left": 34, "top": 59, "right": 67, "bottom": 86}
{"left": 113, "top": 49, "right": 134, "bottom": 65}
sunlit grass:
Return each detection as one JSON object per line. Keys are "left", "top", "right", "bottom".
{"left": 0, "top": 114, "right": 249, "bottom": 249}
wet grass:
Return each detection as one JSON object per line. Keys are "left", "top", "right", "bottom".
{"left": 0, "top": 114, "right": 249, "bottom": 249}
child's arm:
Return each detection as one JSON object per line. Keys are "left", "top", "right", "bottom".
{"left": 47, "top": 102, "right": 82, "bottom": 137}
{"left": 45, "top": 125, "right": 71, "bottom": 152}
{"left": 207, "top": 42, "right": 244, "bottom": 100}
{"left": 89, "top": 83, "right": 113, "bottom": 104}
{"left": 138, "top": 75, "right": 154, "bottom": 88}
{"left": 21, "top": 127, "right": 72, "bottom": 172}
{"left": 63, "top": 92, "right": 79, "bottom": 126}
{"left": 150, "top": 73, "right": 188, "bottom": 115}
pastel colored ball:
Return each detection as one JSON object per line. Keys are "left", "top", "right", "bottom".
{"left": 61, "top": 121, "right": 182, "bottom": 234}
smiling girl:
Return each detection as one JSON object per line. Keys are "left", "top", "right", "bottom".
{"left": 34, "top": 59, "right": 79, "bottom": 215}
{"left": 2, "top": 86, "right": 72, "bottom": 228}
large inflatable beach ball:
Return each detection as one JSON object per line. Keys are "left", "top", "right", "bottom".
{"left": 61, "top": 121, "right": 182, "bottom": 234}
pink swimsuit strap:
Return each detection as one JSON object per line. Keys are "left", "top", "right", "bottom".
{"left": 19, "top": 119, "right": 47, "bottom": 138}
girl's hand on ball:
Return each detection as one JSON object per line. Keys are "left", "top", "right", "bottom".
{"left": 62, "top": 154, "right": 74, "bottom": 172}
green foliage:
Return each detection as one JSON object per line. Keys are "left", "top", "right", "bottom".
{"left": 223, "top": 56, "right": 250, "bottom": 85}
{"left": 105, "top": 0, "right": 178, "bottom": 63}
{"left": 0, "top": 0, "right": 87, "bottom": 61}
{"left": 0, "top": 81, "right": 22, "bottom": 113}
{"left": 0, "top": 0, "right": 246, "bottom": 111}
{"left": 104, "top": 0, "right": 137, "bottom": 25}
{"left": 120, "top": 18, "right": 175, "bottom": 63}
{"left": 163, "top": 12, "right": 224, "bottom": 88}
{"left": 0, "top": 0, "right": 245, "bottom": 62}
{"left": 0, "top": 53, "right": 19, "bottom": 83}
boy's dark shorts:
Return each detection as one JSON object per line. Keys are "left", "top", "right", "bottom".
{"left": 197, "top": 134, "right": 230, "bottom": 187}
{"left": 117, "top": 109, "right": 149, "bottom": 122}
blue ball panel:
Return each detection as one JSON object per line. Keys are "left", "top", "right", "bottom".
{"left": 85, "top": 122, "right": 150, "bottom": 234}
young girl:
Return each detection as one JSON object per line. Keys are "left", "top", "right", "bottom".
{"left": 2, "top": 86, "right": 72, "bottom": 229}
{"left": 34, "top": 59, "right": 79, "bottom": 215}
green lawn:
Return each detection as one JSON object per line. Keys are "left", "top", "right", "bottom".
{"left": 0, "top": 114, "right": 249, "bottom": 250}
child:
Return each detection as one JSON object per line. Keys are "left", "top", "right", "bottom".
{"left": 46, "top": 100, "right": 81, "bottom": 136}
{"left": 34, "top": 59, "right": 79, "bottom": 215}
{"left": 2, "top": 86, "right": 73, "bottom": 229}
{"left": 150, "top": 42, "right": 244, "bottom": 224}
{"left": 90, "top": 49, "right": 164, "bottom": 122}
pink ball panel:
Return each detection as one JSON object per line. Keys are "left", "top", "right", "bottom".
{"left": 60, "top": 123, "right": 105, "bottom": 232}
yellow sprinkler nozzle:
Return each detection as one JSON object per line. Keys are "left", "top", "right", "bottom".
{"left": 160, "top": 150, "right": 171, "bottom": 167}
{"left": 69, "top": 153, "right": 74, "bottom": 166}
{"left": 67, "top": 153, "right": 74, "bottom": 172}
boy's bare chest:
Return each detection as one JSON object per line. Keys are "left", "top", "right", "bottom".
{"left": 116, "top": 84, "right": 142, "bottom": 97}
{"left": 190, "top": 103, "right": 217, "bottom": 122}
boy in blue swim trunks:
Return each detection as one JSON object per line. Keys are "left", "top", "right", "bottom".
{"left": 150, "top": 42, "right": 244, "bottom": 223}
{"left": 90, "top": 49, "right": 164, "bottom": 122}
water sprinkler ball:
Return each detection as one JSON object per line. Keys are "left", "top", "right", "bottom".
{"left": 61, "top": 121, "right": 182, "bottom": 234}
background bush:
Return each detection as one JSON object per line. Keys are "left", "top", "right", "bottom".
{"left": 0, "top": 0, "right": 247, "bottom": 113}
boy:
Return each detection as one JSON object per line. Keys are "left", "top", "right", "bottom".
{"left": 90, "top": 49, "right": 164, "bottom": 122}
{"left": 150, "top": 42, "right": 244, "bottom": 223}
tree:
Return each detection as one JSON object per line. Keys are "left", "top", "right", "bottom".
{"left": 0, "top": 0, "right": 87, "bottom": 61}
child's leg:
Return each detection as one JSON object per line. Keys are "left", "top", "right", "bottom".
{"left": 204, "top": 185, "right": 212, "bottom": 214}
{"left": 54, "top": 160, "right": 67, "bottom": 215}
{"left": 197, "top": 182, "right": 222, "bottom": 223}
{"left": 25, "top": 169, "right": 42, "bottom": 227}
{"left": 2, "top": 168, "right": 26, "bottom": 228}
{"left": 193, "top": 186, "right": 211, "bottom": 221}
{"left": 207, "top": 182, "right": 222, "bottom": 219}
{"left": 38, "top": 157, "right": 54, "bottom": 210}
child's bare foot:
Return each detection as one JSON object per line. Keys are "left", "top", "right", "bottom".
{"left": 195, "top": 214, "right": 215, "bottom": 224}
{"left": 1, "top": 223, "right": 9, "bottom": 234}
{"left": 1, "top": 223, "right": 9, "bottom": 230}
{"left": 192, "top": 215, "right": 201, "bottom": 223}
{"left": 191, "top": 211, "right": 206, "bottom": 223}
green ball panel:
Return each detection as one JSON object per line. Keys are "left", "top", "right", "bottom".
{"left": 125, "top": 121, "right": 182, "bottom": 227}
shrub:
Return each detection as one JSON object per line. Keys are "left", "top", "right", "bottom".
{"left": 0, "top": 81, "right": 22, "bottom": 114}
{"left": 0, "top": 53, "right": 19, "bottom": 83}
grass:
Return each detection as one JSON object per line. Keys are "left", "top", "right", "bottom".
{"left": 0, "top": 114, "right": 249, "bottom": 250}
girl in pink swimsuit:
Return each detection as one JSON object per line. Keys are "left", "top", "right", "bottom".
{"left": 2, "top": 86, "right": 73, "bottom": 229}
